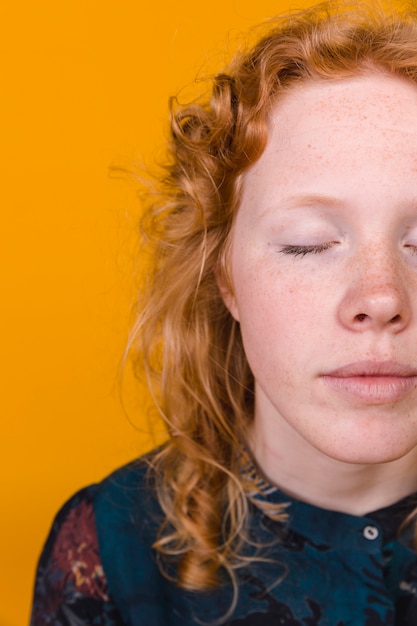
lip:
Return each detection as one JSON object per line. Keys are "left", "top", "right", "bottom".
{"left": 321, "top": 361, "right": 417, "bottom": 404}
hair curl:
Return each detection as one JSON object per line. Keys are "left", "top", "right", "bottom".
{"left": 128, "top": 0, "right": 417, "bottom": 594}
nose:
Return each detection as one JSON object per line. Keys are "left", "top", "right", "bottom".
{"left": 338, "top": 255, "right": 412, "bottom": 333}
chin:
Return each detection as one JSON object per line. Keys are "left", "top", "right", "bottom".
{"left": 321, "top": 440, "right": 417, "bottom": 466}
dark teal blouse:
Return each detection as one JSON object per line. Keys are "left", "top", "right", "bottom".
{"left": 30, "top": 457, "right": 417, "bottom": 625}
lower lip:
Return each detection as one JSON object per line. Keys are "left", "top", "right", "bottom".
{"left": 321, "top": 375, "right": 417, "bottom": 403}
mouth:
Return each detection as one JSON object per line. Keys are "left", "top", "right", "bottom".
{"left": 321, "top": 361, "right": 417, "bottom": 404}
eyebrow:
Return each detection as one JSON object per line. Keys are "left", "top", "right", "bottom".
{"left": 258, "top": 193, "right": 345, "bottom": 219}
{"left": 279, "top": 193, "right": 343, "bottom": 209}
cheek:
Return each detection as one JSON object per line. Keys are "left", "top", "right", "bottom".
{"left": 233, "top": 263, "right": 331, "bottom": 376}
{"left": 233, "top": 269, "right": 295, "bottom": 347}
{"left": 234, "top": 262, "right": 316, "bottom": 330}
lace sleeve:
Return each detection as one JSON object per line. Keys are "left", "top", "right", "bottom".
{"left": 30, "top": 486, "right": 125, "bottom": 626}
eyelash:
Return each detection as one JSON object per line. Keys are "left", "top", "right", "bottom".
{"left": 279, "top": 242, "right": 417, "bottom": 258}
{"left": 278, "top": 241, "right": 337, "bottom": 257}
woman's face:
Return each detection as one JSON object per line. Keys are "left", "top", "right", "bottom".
{"left": 221, "top": 73, "right": 417, "bottom": 465}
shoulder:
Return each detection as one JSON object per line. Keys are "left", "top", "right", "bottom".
{"left": 31, "top": 483, "right": 122, "bottom": 625}
{"left": 92, "top": 455, "right": 165, "bottom": 556}
{"left": 34, "top": 484, "right": 103, "bottom": 592}
{"left": 94, "top": 454, "right": 161, "bottom": 520}
{"left": 43, "top": 455, "right": 162, "bottom": 557}
{"left": 31, "top": 455, "right": 166, "bottom": 626}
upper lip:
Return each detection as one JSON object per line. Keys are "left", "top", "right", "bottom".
{"left": 324, "top": 361, "right": 417, "bottom": 377}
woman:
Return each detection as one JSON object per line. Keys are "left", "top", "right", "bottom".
{"left": 30, "top": 2, "right": 417, "bottom": 624}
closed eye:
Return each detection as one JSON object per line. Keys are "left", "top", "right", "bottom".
{"left": 278, "top": 241, "right": 338, "bottom": 257}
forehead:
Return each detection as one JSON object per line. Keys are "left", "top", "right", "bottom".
{"left": 238, "top": 72, "right": 417, "bottom": 212}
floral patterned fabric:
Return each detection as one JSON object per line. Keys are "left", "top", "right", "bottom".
{"left": 30, "top": 486, "right": 124, "bottom": 625}
{"left": 30, "top": 458, "right": 417, "bottom": 625}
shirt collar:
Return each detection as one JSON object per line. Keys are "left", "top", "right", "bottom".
{"left": 240, "top": 448, "right": 417, "bottom": 547}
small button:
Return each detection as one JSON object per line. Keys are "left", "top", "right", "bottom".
{"left": 363, "top": 525, "right": 379, "bottom": 540}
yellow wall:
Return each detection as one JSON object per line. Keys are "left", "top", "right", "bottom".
{"left": 1, "top": 1, "right": 315, "bottom": 624}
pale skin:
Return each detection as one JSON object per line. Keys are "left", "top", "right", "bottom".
{"left": 219, "top": 72, "right": 417, "bottom": 516}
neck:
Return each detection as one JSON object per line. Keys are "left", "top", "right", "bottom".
{"left": 248, "top": 420, "right": 417, "bottom": 516}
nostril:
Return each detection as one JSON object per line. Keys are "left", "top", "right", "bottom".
{"left": 354, "top": 313, "right": 401, "bottom": 324}
{"left": 389, "top": 314, "right": 401, "bottom": 324}
{"left": 355, "top": 313, "right": 367, "bottom": 322}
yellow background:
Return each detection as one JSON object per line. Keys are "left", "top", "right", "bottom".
{"left": 1, "top": 1, "right": 316, "bottom": 624}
